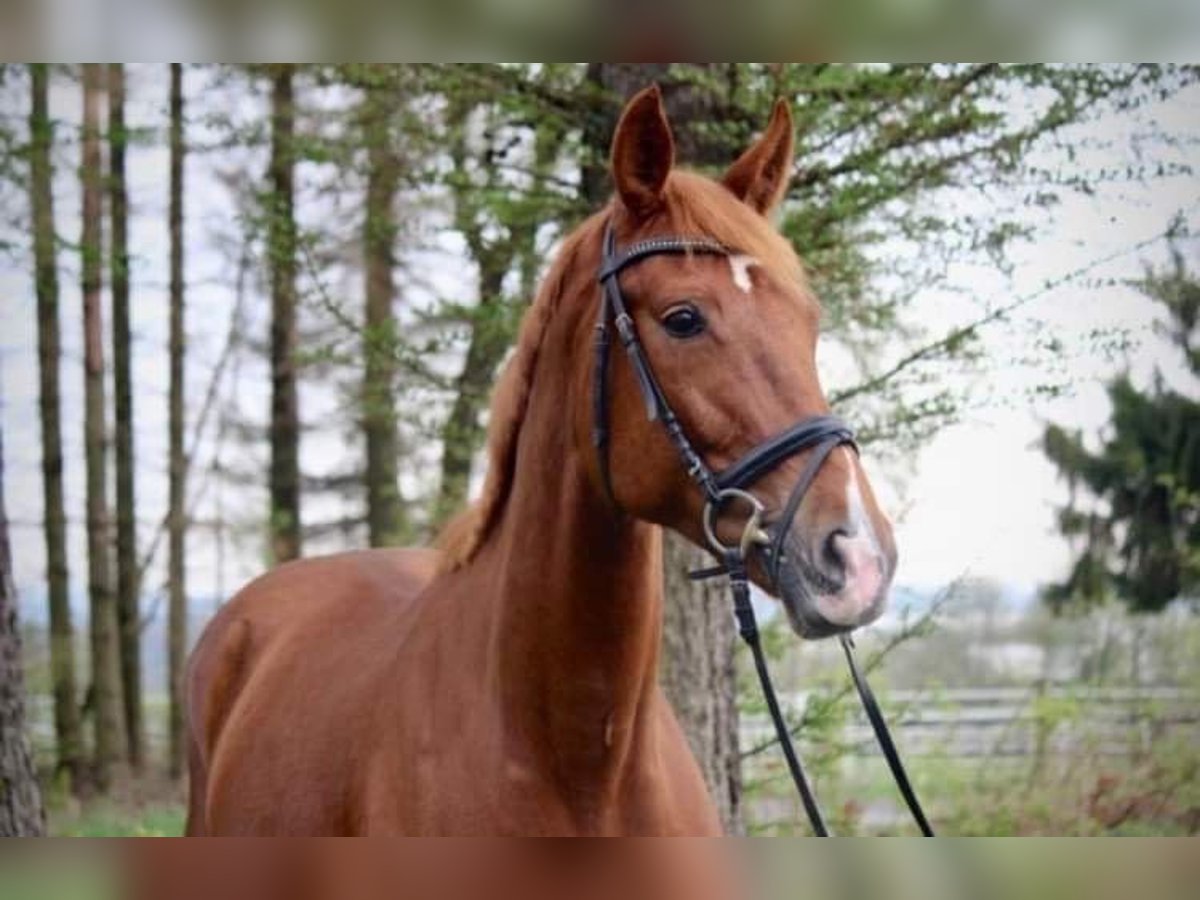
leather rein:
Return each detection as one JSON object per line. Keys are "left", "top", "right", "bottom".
{"left": 593, "top": 223, "right": 934, "bottom": 836}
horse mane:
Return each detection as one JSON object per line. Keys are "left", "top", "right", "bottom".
{"left": 434, "top": 170, "right": 807, "bottom": 573}
{"left": 433, "top": 215, "right": 602, "bottom": 571}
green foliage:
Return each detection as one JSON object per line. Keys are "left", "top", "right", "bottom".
{"left": 745, "top": 604, "right": 1200, "bottom": 835}
{"left": 191, "top": 64, "right": 1198, "bottom": 528}
{"left": 1042, "top": 247, "right": 1200, "bottom": 612}
{"left": 51, "top": 803, "right": 185, "bottom": 837}
{"left": 0, "top": 863, "right": 115, "bottom": 900}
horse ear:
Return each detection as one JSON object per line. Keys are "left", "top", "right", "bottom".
{"left": 722, "top": 98, "right": 795, "bottom": 215}
{"left": 611, "top": 85, "right": 675, "bottom": 219}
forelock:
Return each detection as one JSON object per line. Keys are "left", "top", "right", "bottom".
{"left": 661, "top": 171, "right": 807, "bottom": 292}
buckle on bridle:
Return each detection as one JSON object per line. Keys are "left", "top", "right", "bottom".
{"left": 702, "top": 488, "right": 770, "bottom": 559}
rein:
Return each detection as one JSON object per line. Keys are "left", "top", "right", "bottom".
{"left": 594, "top": 223, "right": 934, "bottom": 836}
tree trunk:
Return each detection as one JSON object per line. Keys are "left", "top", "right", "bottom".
{"left": 660, "top": 534, "right": 743, "bottom": 833}
{"left": 81, "top": 62, "right": 123, "bottom": 793}
{"left": 167, "top": 63, "right": 188, "bottom": 781}
{"left": 361, "top": 86, "right": 405, "bottom": 546}
{"left": 580, "top": 64, "right": 671, "bottom": 205}
{"left": 0, "top": 416, "right": 46, "bottom": 836}
{"left": 268, "top": 64, "right": 301, "bottom": 563}
{"left": 108, "top": 62, "right": 143, "bottom": 772}
{"left": 29, "top": 62, "right": 85, "bottom": 795}
{"left": 583, "top": 63, "right": 745, "bottom": 834}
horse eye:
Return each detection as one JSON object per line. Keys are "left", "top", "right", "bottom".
{"left": 661, "top": 304, "right": 706, "bottom": 339}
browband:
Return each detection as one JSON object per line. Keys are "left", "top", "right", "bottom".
{"left": 597, "top": 236, "right": 729, "bottom": 282}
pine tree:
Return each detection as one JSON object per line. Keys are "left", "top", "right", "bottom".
{"left": 1043, "top": 248, "right": 1200, "bottom": 613}
{"left": 267, "top": 64, "right": 302, "bottom": 562}
{"left": 29, "top": 62, "right": 85, "bottom": 794}
{"left": 433, "top": 80, "right": 568, "bottom": 527}
{"left": 80, "top": 62, "right": 123, "bottom": 793}
{"left": 360, "top": 73, "right": 406, "bottom": 546}
{"left": 109, "top": 62, "right": 143, "bottom": 771}
{"left": 167, "top": 62, "right": 188, "bottom": 779}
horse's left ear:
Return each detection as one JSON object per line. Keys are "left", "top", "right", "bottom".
{"left": 722, "top": 99, "right": 795, "bottom": 215}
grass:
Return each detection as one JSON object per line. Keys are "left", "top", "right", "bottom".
{"left": 745, "top": 728, "right": 1200, "bottom": 835}
{"left": 34, "top": 754, "right": 1196, "bottom": 837}
{"left": 41, "top": 770, "right": 187, "bottom": 837}
{"left": 0, "top": 867, "right": 115, "bottom": 900}
{"left": 50, "top": 802, "right": 186, "bottom": 837}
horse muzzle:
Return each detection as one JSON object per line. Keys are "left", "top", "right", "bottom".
{"left": 767, "top": 523, "right": 893, "bottom": 639}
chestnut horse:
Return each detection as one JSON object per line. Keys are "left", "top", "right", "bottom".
{"left": 185, "top": 87, "right": 897, "bottom": 837}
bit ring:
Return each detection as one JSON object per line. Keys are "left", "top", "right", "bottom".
{"left": 703, "top": 489, "right": 769, "bottom": 557}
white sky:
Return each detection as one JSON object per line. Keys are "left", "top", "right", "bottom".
{"left": 885, "top": 89, "right": 1200, "bottom": 593}
{"left": 1, "top": 67, "right": 1199, "bottom": 619}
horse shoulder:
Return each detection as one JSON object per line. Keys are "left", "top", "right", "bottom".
{"left": 191, "top": 549, "right": 435, "bottom": 711}
{"left": 185, "top": 547, "right": 441, "bottom": 831}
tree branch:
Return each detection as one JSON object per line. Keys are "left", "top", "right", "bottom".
{"left": 831, "top": 217, "right": 1197, "bottom": 406}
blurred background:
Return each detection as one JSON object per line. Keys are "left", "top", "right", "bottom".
{"left": 0, "top": 64, "right": 1197, "bottom": 836}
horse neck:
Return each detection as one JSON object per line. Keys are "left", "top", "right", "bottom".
{"left": 480, "top": 308, "right": 664, "bottom": 801}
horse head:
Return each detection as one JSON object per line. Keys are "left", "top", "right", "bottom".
{"left": 595, "top": 86, "right": 897, "bottom": 638}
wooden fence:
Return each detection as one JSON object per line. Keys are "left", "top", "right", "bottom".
{"left": 741, "top": 684, "right": 1200, "bottom": 831}
{"left": 742, "top": 685, "right": 1200, "bottom": 761}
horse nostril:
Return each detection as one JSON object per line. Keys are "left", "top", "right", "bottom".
{"left": 821, "top": 527, "right": 850, "bottom": 588}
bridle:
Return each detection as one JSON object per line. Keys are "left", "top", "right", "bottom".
{"left": 593, "top": 223, "right": 934, "bottom": 836}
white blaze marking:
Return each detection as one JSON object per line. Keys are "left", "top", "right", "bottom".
{"left": 843, "top": 450, "right": 873, "bottom": 540}
{"left": 814, "top": 450, "right": 891, "bottom": 626}
{"left": 840, "top": 450, "right": 884, "bottom": 606}
{"left": 729, "top": 255, "right": 757, "bottom": 294}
